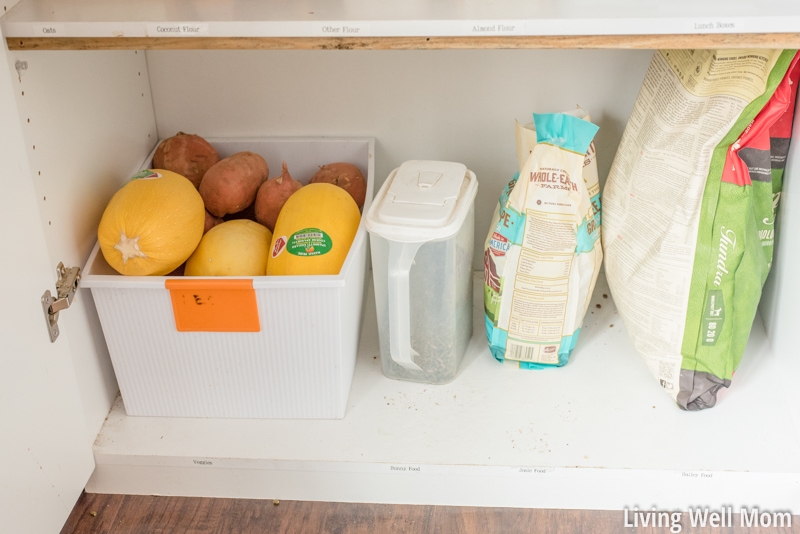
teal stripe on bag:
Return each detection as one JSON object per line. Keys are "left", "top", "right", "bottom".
{"left": 485, "top": 314, "right": 508, "bottom": 363}
{"left": 533, "top": 113, "right": 600, "bottom": 154}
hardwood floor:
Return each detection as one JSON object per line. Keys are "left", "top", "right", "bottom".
{"left": 61, "top": 492, "right": 798, "bottom": 533}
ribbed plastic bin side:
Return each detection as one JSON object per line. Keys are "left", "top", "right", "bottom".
{"left": 81, "top": 137, "right": 374, "bottom": 419}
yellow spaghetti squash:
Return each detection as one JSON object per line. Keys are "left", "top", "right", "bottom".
{"left": 267, "top": 183, "right": 361, "bottom": 276}
{"left": 98, "top": 169, "right": 205, "bottom": 276}
{"left": 185, "top": 219, "right": 272, "bottom": 276}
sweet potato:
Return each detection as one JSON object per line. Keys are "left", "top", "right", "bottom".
{"left": 204, "top": 210, "right": 223, "bottom": 234}
{"left": 254, "top": 161, "right": 303, "bottom": 232}
{"left": 309, "top": 162, "right": 367, "bottom": 210}
{"left": 152, "top": 132, "right": 220, "bottom": 189}
{"left": 222, "top": 201, "right": 257, "bottom": 222}
{"left": 199, "top": 151, "right": 269, "bottom": 218}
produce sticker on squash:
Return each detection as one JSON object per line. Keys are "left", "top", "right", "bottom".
{"left": 130, "top": 169, "right": 162, "bottom": 181}
{"left": 271, "top": 236, "right": 287, "bottom": 258}
{"left": 285, "top": 228, "right": 333, "bottom": 257}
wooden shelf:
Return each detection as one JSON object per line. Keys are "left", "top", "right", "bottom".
{"left": 7, "top": 33, "right": 800, "bottom": 51}
{"left": 3, "top": 0, "right": 800, "bottom": 50}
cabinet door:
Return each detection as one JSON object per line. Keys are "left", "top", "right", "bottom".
{"left": 0, "top": 40, "right": 94, "bottom": 533}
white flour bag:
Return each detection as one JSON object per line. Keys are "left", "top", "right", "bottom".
{"left": 484, "top": 112, "right": 601, "bottom": 368}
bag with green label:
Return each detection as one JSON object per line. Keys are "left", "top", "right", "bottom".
{"left": 602, "top": 49, "right": 800, "bottom": 410}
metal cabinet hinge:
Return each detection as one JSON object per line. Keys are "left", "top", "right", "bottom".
{"left": 41, "top": 262, "right": 81, "bottom": 343}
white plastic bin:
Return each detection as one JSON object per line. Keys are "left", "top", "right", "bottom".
{"left": 81, "top": 137, "right": 374, "bottom": 419}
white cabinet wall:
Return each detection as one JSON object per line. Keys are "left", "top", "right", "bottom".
{"left": 2, "top": 1, "right": 800, "bottom": 532}
{"left": 0, "top": 29, "right": 95, "bottom": 534}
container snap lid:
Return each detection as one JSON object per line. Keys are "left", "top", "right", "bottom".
{"left": 366, "top": 160, "right": 478, "bottom": 243}
{"left": 379, "top": 160, "right": 466, "bottom": 226}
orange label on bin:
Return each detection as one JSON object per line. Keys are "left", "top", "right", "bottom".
{"left": 165, "top": 279, "right": 260, "bottom": 332}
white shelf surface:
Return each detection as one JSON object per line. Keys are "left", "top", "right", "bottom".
{"left": 88, "top": 272, "right": 800, "bottom": 510}
{"left": 3, "top": 0, "right": 800, "bottom": 38}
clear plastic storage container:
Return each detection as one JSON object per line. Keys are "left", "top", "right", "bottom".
{"left": 366, "top": 160, "right": 478, "bottom": 384}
